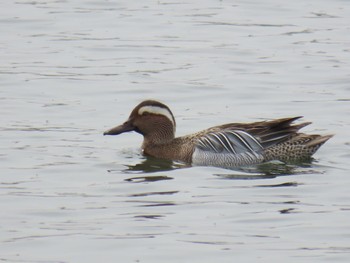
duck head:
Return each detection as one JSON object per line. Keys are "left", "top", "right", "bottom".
{"left": 104, "top": 100, "right": 176, "bottom": 143}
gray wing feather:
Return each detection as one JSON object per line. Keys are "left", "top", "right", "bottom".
{"left": 193, "top": 130, "right": 264, "bottom": 167}
{"left": 196, "top": 130, "right": 263, "bottom": 154}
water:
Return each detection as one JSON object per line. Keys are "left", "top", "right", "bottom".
{"left": 1, "top": 0, "right": 350, "bottom": 262}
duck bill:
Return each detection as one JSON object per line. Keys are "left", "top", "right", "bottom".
{"left": 103, "top": 120, "right": 134, "bottom": 136}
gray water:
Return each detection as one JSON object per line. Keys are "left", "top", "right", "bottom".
{"left": 1, "top": 0, "right": 350, "bottom": 262}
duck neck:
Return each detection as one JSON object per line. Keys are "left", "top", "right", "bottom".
{"left": 142, "top": 127, "right": 175, "bottom": 147}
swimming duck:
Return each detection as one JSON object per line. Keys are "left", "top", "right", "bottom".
{"left": 104, "top": 100, "right": 332, "bottom": 168}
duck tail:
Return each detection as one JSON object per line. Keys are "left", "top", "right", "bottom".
{"left": 263, "top": 133, "right": 334, "bottom": 162}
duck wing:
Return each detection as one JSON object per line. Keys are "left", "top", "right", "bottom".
{"left": 192, "top": 130, "right": 264, "bottom": 167}
{"left": 201, "top": 116, "right": 310, "bottom": 148}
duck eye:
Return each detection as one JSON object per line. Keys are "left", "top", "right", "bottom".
{"left": 141, "top": 111, "right": 150, "bottom": 116}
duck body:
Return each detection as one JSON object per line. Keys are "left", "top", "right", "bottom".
{"left": 104, "top": 100, "right": 332, "bottom": 168}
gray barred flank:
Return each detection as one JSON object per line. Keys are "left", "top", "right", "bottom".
{"left": 192, "top": 148, "right": 264, "bottom": 168}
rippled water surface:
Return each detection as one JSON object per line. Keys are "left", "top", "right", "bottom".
{"left": 1, "top": 0, "right": 350, "bottom": 262}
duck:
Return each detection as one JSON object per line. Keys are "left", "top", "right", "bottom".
{"left": 104, "top": 100, "right": 332, "bottom": 168}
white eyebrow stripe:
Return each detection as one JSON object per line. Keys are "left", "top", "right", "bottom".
{"left": 138, "top": 105, "right": 175, "bottom": 127}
